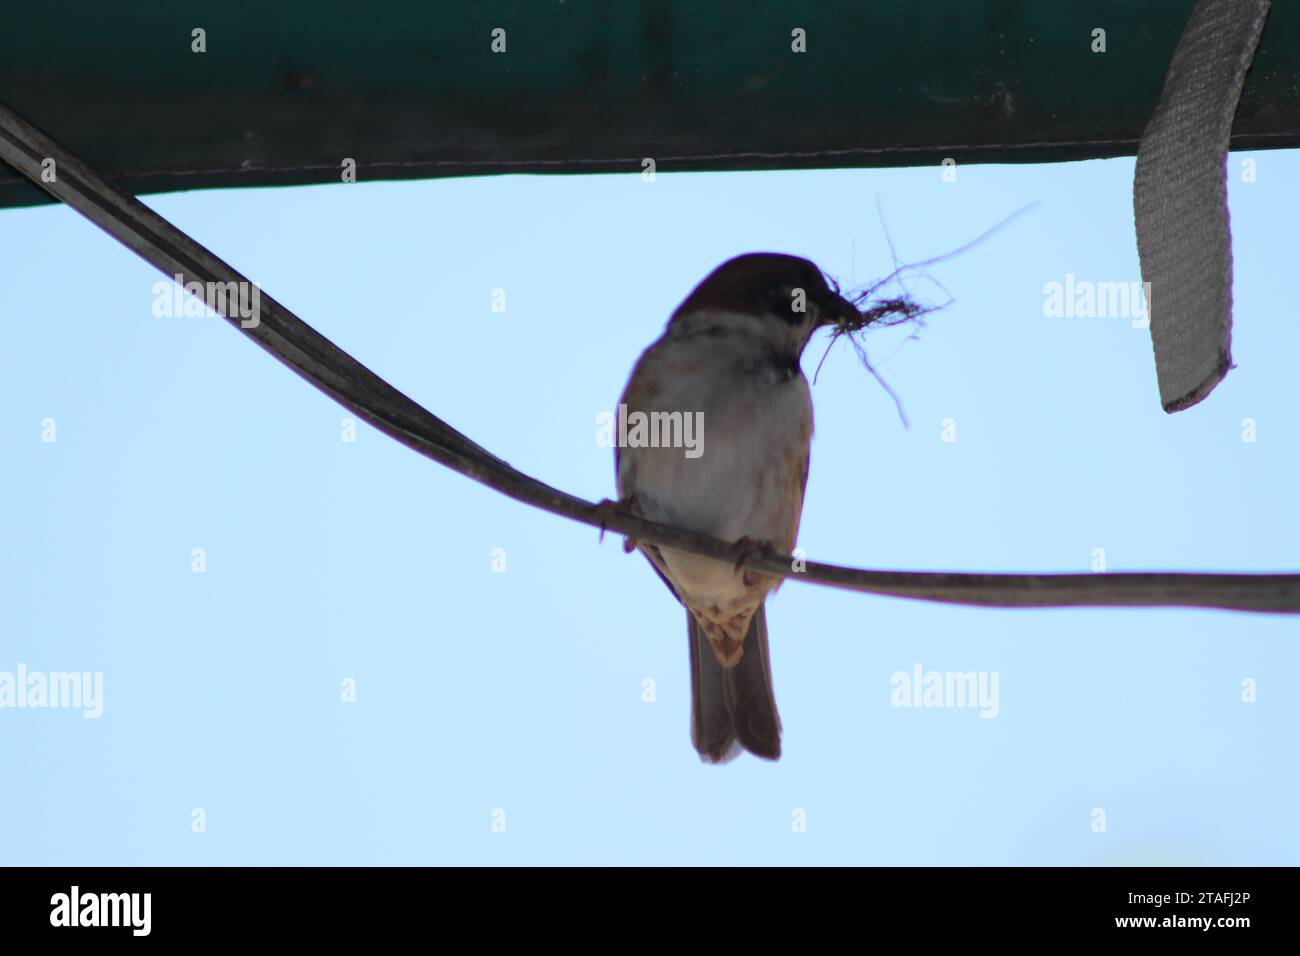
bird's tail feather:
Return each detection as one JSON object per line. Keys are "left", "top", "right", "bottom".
{"left": 689, "top": 604, "right": 782, "bottom": 763}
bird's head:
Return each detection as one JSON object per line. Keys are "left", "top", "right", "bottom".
{"left": 669, "top": 253, "right": 863, "bottom": 357}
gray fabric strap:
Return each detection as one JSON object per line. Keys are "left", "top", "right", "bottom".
{"left": 1134, "top": 0, "right": 1270, "bottom": 412}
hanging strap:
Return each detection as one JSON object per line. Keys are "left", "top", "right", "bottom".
{"left": 1134, "top": 0, "right": 1271, "bottom": 412}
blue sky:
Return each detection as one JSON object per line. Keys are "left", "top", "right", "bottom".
{"left": 1, "top": 154, "right": 1297, "bottom": 864}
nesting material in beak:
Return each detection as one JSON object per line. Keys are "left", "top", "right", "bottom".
{"left": 812, "top": 274, "right": 950, "bottom": 428}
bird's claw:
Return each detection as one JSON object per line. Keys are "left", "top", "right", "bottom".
{"left": 730, "top": 536, "right": 780, "bottom": 573}
{"left": 593, "top": 497, "right": 638, "bottom": 553}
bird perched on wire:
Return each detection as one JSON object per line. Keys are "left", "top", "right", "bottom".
{"left": 613, "top": 253, "right": 864, "bottom": 763}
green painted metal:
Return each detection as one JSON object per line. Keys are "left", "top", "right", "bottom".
{"left": 1, "top": 1, "right": 1298, "bottom": 209}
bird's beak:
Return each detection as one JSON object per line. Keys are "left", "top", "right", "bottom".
{"left": 828, "top": 292, "right": 863, "bottom": 329}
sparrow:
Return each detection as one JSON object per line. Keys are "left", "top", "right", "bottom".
{"left": 614, "top": 253, "right": 862, "bottom": 763}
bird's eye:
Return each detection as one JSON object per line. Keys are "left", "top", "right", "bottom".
{"left": 766, "top": 283, "right": 807, "bottom": 324}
